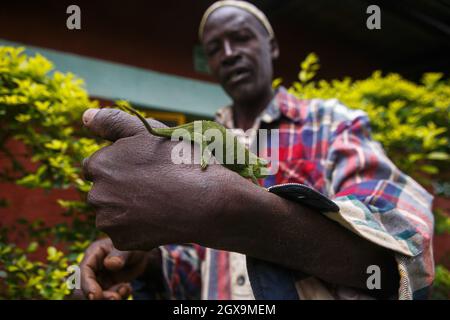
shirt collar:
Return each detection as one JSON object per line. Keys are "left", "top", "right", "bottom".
{"left": 215, "top": 86, "right": 306, "bottom": 128}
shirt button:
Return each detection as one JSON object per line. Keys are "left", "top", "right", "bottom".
{"left": 236, "top": 275, "right": 246, "bottom": 286}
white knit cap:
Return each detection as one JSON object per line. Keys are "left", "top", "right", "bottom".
{"left": 199, "top": 0, "right": 274, "bottom": 40}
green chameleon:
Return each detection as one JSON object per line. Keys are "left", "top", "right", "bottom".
{"left": 119, "top": 104, "right": 269, "bottom": 184}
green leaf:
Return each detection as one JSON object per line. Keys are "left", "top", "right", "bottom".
{"left": 272, "top": 77, "right": 283, "bottom": 89}
{"left": 26, "top": 242, "right": 38, "bottom": 253}
{"left": 419, "top": 165, "right": 439, "bottom": 174}
{"left": 435, "top": 210, "right": 450, "bottom": 235}
{"left": 427, "top": 152, "right": 449, "bottom": 161}
{"left": 47, "top": 246, "right": 57, "bottom": 258}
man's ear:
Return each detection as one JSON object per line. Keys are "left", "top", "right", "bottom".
{"left": 270, "top": 37, "right": 280, "bottom": 60}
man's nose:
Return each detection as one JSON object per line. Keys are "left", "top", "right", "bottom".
{"left": 221, "top": 40, "right": 240, "bottom": 65}
{"left": 223, "top": 40, "right": 234, "bottom": 56}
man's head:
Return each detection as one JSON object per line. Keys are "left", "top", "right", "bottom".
{"left": 199, "top": 1, "right": 279, "bottom": 105}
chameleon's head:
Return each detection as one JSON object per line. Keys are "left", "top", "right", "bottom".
{"left": 257, "top": 157, "right": 269, "bottom": 167}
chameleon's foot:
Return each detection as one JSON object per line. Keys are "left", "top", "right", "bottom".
{"left": 200, "top": 158, "right": 209, "bottom": 170}
{"left": 247, "top": 166, "right": 259, "bottom": 185}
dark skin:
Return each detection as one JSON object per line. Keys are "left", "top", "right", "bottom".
{"left": 79, "top": 7, "right": 399, "bottom": 300}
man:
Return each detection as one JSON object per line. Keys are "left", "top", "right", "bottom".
{"left": 80, "top": 1, "right": 434, "bottom": 300}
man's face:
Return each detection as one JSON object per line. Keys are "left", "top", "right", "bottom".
{"left": 201, "top": 7, "right": 278, "bottom": 103}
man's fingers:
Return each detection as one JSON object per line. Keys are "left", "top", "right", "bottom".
{"left": 80, "top": 245, "right": 108, "bottom": 300}
{"left": 104, "top": 248, "right": 131, "bottom": 272}
{"left": 102, "top": 290, "right": 122, "bottom": 301}
{"left": 118, "top": 283, "right": 132, "bottom": 298}
{"left": 82, "top": 108, "right": 145, "bottom": 142}
{"left": 82, "top": 109, "right": 99, "bottom": 126}
{"left": 80, "top": 261, "right": 103, "bottom": 300}
{"left": 103, "top": 283, "right": 132, "bottom": 300}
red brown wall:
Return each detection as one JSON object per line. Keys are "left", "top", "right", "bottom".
{"left": 0, "top": 1, "right": 378, "bottom": 85}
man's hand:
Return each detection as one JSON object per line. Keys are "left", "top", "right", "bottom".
{"left": 82, "top": 108, "right": 241, "bottom": 250}
{"left": 79, "top": 238, "right": 159, "bottom": 300}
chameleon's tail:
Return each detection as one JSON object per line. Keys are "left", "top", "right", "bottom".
{"left": 118, "top": 104, "right": 159, "bottom": 135}
{"left": 119, "top": 104, "right": 197, "bottom": 138}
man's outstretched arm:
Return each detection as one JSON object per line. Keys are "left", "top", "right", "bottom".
{"left": 199, "top": 176, "right": 400, "bottom": 297}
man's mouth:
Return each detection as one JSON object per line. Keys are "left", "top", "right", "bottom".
{"left": 226, "top": 68, "right": 252, "bottom": 86}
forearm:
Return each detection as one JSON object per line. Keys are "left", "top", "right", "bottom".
{"left": 202, "top": 178, "right": 398, "bottom": 294}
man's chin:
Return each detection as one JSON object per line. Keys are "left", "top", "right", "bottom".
{"left": 226, "top": 82, "right": 257, "bottom": 103}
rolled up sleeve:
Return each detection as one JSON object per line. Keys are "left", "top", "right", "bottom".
{"left": 324, "top": 113, "right": 434, "bottom": 299}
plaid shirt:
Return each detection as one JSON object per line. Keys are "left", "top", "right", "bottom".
{"left": 159, "top": 87, "right": 434, "bottom": 300}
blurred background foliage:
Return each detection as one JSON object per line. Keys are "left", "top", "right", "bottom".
{"left": 0, "top": 47, "right": 449, "bottom": 299}
{"left": 0, "top": 46, "right": 102, "bottom": 299}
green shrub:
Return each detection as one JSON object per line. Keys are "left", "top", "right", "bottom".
{"left": 0, "top": 46, "right": 103, "bottom": 299}
{"left": 433, "top": 265, "right": 450, "bottom": 299}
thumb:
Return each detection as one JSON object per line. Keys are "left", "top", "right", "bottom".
{"left": 82, "top": 108, "right": 145, "bottom": 142}
{"left": 104, "top": 248, "right": 131, "bottom": 272}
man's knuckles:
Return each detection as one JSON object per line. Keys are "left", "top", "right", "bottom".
{"left": 89, "top": 108, "right": 146, "bottom": 141}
